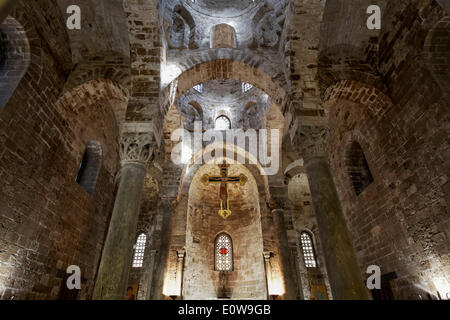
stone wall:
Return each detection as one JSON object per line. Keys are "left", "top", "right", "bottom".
{"left": 0, "top": 3, "right": 124, "bottom": 299}
{"left": 320, "top": 0, "right": 449, "bottom": 300}
{"left": 325, "top": 1, "right": 449, "bottom": 298}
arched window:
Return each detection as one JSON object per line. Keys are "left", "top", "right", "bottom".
{"left": 132, "top": 233, "right": 147, "bottom": 268}
{"left": 346, "top": 141, "right": 374, "bottom": 196}
{"left": 75, "top": 140, "right": 102, "bottom": 195}
{"left": 215, "top": 233, "right": 233, "bottom": 271}
{"left": 300, "top": 231, "right": 317, "bottom": 268}
{"left": 0, "top": 16, "right": 30, "bottom": 108}
{"left": 215, "top": 115, "right": 231, "bottom": 130}
{"left": 193, "top": 83, "right": 203, "bottom": 94}
{"left": 242, "top": 82, "right": 253, "bottom": 93}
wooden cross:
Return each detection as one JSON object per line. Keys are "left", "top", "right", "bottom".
{"left": 201, "top": 164, "right": 248, "bottom": 219}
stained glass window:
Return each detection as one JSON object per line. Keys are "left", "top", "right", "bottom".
{"left": 132, "top": 233, "right": 147, "bottom": 268}
{"left": 300, "top": 232, "right": 317, "bottom": 268}
{"left": 215, "top": 115, "right": 231, "bottom": 130}
{"left": 193, "top": 83, "right": 203, "bottom": 93}
{"left": 242, "top": 82, "right": 253, "bottom": 93}
{"left": 215, "top": 233, "right": 233, "bottom": 271}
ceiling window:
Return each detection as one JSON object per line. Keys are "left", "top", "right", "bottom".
{"left": 215, "top": 115, "right": 231, "bottom": 130}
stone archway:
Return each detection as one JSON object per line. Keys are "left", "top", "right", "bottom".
{"left": 160, "top": 59, "right": 290, "bottom": 134}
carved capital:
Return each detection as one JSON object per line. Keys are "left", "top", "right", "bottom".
{"left": 120, "top": 133, "right": 155, "bottom": 165}
{"left": 297, "top": 126, "right": 329, "bottom": 162}
{"left": 176, "top": 249, "right": 186, "bottom": 260}
{"left": 263, "top": 251, "right": 272, "bottom": 261}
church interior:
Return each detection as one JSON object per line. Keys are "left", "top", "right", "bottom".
{"left": 0, "top": 0, "right": 449, "bottom": 301}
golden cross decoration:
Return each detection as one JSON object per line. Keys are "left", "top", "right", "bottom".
{"left": 201, "top": 164, "right": 248, "bottom": 219}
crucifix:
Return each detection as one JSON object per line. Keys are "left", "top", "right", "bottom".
{"left": 201, "top": 164, "right": 247, "bottom": 219}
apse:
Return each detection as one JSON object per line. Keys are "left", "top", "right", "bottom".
{"left": 183, "top": 163, "right": 266, "bottom": 299}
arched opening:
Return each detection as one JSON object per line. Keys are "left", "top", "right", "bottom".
{"left": 215, "top": 115, "right": 231, "bottom": 130}
{"left": 242, "top": 101, "right": 259, "bottom": 130}
{"left": 242, "top": 82, "right": 253, "bottom": 93}
{"left": 0, "top": 16, "right": 30, "bottom": 108}
{"left": 169, "top": 15, "right": 186, "bottom": 48}
{"left": 346, "top": 141, "right": 374, "bottom": 196}
{"left": 214, "top": 233, "right": 233, "bottom": 271}
{"left": 169, "top": 4, "right": 197, "bottom": 49}
{"left": 300, "top": 231, "right": 317, "bottom": 268}
{"left": 76, "top": 140, "right": 102, "bottom": 195}
{"left": 132, "top": 233, "right": 147, "bottom": 268}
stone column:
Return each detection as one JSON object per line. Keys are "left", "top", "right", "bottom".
{"left": 0, "top": 0, "right": 17, "bottom": 23}
{"left": 93, "top": 133, "right": 154, "bottom": 300}
{"left": 273, "top": 209, "right": 298, "bottom": 300}
{"left": 174, "top": 249, "right": 185, "bottom": 298}
{"left": 142, "top": 249, "right": 157, "bottom": 300}
{"left": 298, "top": 126, "right": 370, "bottom": 300}
{"left": 263, "top": 252, "right": 273, "bottom": 299}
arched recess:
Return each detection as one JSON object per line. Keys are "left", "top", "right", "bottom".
{"left": 251, "top": 3, "right": 281, "bottom": 48}
{"left": 345, "top": 140, "right": 374, "bottom": 196}
{"left": 423, "top": 16, "right": 450, "bottom": 96}
{"left": 161, "top": 49, "right": 287, "bottom": 90}
{"left": 0, "top": 16, "right": 30, "bottom": 107}
{"left": 181, "top": 100, "right": 203, "bottom": 131}
{"left": 55, "top": 78, "right": 127, "bottom": 178}
{"left": 76, "top": 140, "right": 102, "bottom": 195}
{"left": 161, "top": 59, "right": 289, "bottom": 119}
{"left": 169, "top": 4, "right": 197, "bottom": 49}
{"left": 318, "top": 0, "right": 387, "bottom": 96}
{"left": 159, "top": 60, "right": 290, "bottom": 159}
{"left": 211, "top": 24, "right": 236, "bottom": 49}
{"left": 169, "top": 14, "right": 186, "bottom": 48}
{"left": 242, "top": 101, "right": 259, "bottom": 130}
{"left": 182, "top": 162, "right": 267, "bottom": 299}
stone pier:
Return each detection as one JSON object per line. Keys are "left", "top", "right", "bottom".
{"left": 93, "top": 133, "right": 154, "bottom": 300}
{"left": 299, "top": 126, "right": 370, "bottom": 300}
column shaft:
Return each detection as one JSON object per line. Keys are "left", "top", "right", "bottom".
{"left": 93, "top": 163, "right": 146, "bottom": 300}
{"left": 305, "top": 156, "right": 370, "bottom": 299}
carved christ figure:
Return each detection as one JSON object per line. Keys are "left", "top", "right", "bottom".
{"left": 201, "top": 164, "right": 247, "bottom": 219}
